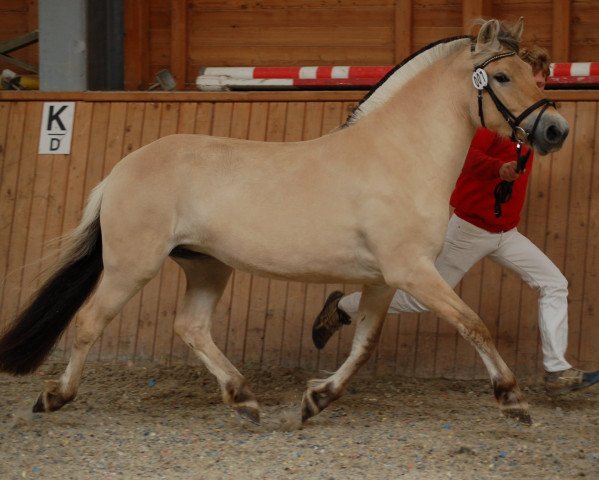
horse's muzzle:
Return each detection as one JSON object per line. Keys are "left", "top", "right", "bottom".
{"left": 531, "top": 114, "right": 569, "bottom": 155}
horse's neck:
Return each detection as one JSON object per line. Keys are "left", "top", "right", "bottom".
{"left": 351, "top": 50, "right": 476, "bottom": 192}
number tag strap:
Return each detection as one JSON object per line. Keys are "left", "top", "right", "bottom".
{"left": 472, "top": 68, "right": 488, "bottom": 90}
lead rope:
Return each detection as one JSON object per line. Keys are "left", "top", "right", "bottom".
{"left": 492, "top": 101, "right": 552, "bottom": 217}
{"left": 492, "top": 142, "right": 531, "bottom": 217}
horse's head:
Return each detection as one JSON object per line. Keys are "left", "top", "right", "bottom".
{"left": 469, "top": 18, "right": 569, "bottom": 155}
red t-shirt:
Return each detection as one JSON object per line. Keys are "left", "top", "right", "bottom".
{"left": 450, "top": 128, "right": 533, "bottom": 233}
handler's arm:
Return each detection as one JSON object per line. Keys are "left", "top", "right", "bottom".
{"left": 461, "top": 128, "right": 506, "bottom": 180}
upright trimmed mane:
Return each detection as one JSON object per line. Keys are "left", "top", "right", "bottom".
{"left": 346, "top": 20, "right": 523, "bottom": 126}
{"left": 345, "top": 36, "right": 471, "bottom": 126}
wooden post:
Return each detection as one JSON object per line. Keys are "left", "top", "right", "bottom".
{"left": 124, "top": 0, "right": 149, "bottom": 90}
{"left": 552, "top": 0, "right": 571, "bottom": 62}
{"left": 394, "top": 0, "right": 412, "bottom": 62}
{"left": 462, "top": 0, "right": 493, "bottom": 35}
{"left": 171, "top": 0, "right": 188, "bottom": 90}
{"left": 39, "top": 0, "right": 87, "bottom": 90}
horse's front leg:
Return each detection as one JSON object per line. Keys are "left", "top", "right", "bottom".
{"left": 301, "top": 284, "right": 394, "bottom": 422}
{"left": 394, "top": 263, "right": 531, "bottom": 424}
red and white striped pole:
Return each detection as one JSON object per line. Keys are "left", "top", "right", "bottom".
{"left": 197, "top": 63, "right": 599, "bottom": 90}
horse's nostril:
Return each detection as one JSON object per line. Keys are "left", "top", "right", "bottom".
{"left": 546, "top": 125, "right": 560, "bottom": 142}
{"left": 546, "top": 125, "right": 562, "bottom": 143}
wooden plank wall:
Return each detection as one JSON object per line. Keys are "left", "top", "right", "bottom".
{"left": 2, "top": 1, "right": 598, "bottom": 89}
{"left": 124, "top": 0, "right": 599, "bottom": 90}
{"left": 1, "top": 90, "right": 599, "bottom": 379}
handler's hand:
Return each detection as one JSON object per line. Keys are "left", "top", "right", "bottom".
{"left": 499, "top": 161, "right": 520, "bottom": 181}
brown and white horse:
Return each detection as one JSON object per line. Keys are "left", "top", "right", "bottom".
{"left": 0, "top": 19, "right": 568, "bottom": 425}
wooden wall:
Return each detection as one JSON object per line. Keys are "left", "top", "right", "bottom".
{"left": 1, "top": 90, "right": 599, "bottom": 379}
{"left": 125, "top": 0, "right": 599, "bottom": 90}
{"left": 2, "top": 1, "right": 598, "bottom": 89}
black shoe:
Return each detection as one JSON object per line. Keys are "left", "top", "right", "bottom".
{"left": 311, "top": 291, "right": 352, "bottom": 349}
{"left": 544, "top": 368, "right": 599, "bottom": 397}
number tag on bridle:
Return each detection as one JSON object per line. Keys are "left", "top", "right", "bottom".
{"left": 472, "top": 68, "right": 488, "bottom": 90}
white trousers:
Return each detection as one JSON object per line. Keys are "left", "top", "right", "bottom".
{"left": 339, "top": 214, "right": 571, "bottom": 372}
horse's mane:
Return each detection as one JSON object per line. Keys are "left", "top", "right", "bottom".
{"left": 344, "top": 37, "right": 471, "bottom": 126}
{"left": 345, "top": 19, "right": 522, "bottom": 126}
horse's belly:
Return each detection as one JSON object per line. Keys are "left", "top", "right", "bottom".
{"left": 200, "top": 233, "right": 383, "bottom": 284}
{"left": 243, "top": 261, "right": 381, "bottom": 283}
{"left": 219, "top": 256, "right": 384, "bottom": 284}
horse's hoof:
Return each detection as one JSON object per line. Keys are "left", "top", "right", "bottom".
{"left": 502, "top": 407, "right": 533, "bottom": 426}
{"left": 300, "top": 390, "right": 324, "bottom": 423}
{"left": 493, "top": 380, "right": 530, "bottom": 424}
{"left": 32, "top": 387, "right": 73, "bottom": 413}
{"left": 32, "top": 394, "right": 46, "bottom": 413}
{"left": 224, "top": 380, "right": 260, "bottom": 424}
{"left": 301, "top": 407, "right": 317, "bottom": 423}
{"left": 301, "top": 379, "right": 340, "bottom": 423}
{"left": 301, "top": 397, "right": 314, "bottom": 423}
{"left": 235, "top": 405, "right": 261, "bottom": 425}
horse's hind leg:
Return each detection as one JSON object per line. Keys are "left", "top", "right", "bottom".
{"left": 34, "top": 261, "right": 163, "bottom": 412}
{"left": 302, "top": 284, "right": 395, "bottom": 422}
{"left": 173, "top": 256, "right": 260, "bottom": 424}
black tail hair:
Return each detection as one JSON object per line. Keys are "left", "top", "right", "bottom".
{"left": 0, "top": 219, "right": 103, "bottom": 375}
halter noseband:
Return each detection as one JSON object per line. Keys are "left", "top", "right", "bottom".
{"left": 471, "top": 46, "right": 556, "bottom": 218}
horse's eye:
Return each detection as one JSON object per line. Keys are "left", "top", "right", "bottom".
{"left": 494, "top": 73, "right": 510, "bottom": 84}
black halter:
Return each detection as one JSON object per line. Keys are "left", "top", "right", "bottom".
{"left": 471, "top": 48, "right": 555, "bottom": 217}
{"left": 472, "top": 50, "right": 555, "bottom": 144}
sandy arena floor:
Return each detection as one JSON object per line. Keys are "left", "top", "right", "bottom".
{"left": 1, "top": 362, "right": 598, "bottom": 479}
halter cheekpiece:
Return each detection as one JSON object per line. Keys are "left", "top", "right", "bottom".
{"left": 471, "top": 44, "right": 555, "bottom": 217}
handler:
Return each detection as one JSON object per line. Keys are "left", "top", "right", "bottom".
{"left": 312, "top": 46, "right": 599, "bottom": 396}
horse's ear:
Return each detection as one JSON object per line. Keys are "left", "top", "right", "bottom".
{"left": 476, "top": 19, "right": 500, "bottom": 50}
{"left": 512, "top": 17, "right": 524, "bottom": 42}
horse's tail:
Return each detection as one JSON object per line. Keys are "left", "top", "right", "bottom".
{"left": 0, "top": 181, "right": 106, "bottom": 375}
